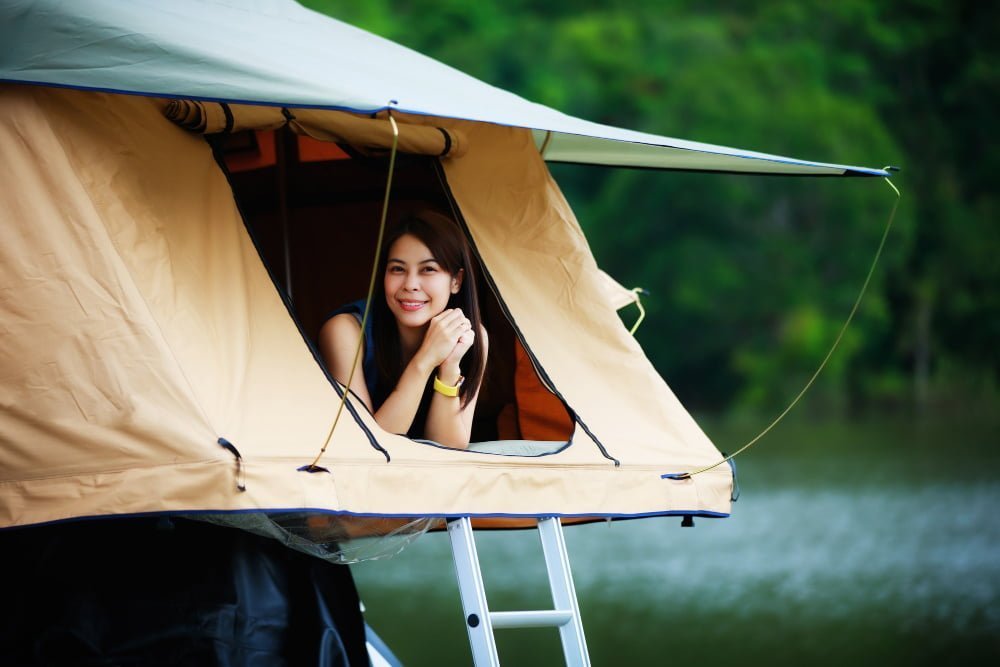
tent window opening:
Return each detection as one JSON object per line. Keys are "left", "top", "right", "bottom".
{"left": 216, "top": 129, "right": 574, "bottom": 451}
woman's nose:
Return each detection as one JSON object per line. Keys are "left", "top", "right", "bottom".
{"left": 404, "top": 271, "right": 420, "bottom": 290}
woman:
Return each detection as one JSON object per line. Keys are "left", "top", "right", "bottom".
{"left": 319, "top": 210, "right": 488, "bottom": 449}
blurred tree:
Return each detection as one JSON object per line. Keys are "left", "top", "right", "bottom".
{"left": 301, "top": 0, "right": 997, "bottom": 414}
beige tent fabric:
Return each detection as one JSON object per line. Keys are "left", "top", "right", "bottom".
{"left": 597, "top": 269, "right": 640, "bottom": 311}
{"left": 163, "top": 99, "right": 466, "bottom": 157}
{"left": 162, "top": 99, "right": 286, "bottom": 133}
{"left": 432, "top": 117, "right": 727, "bottom": 474}
{"left": 0, "top": 85, "right": 362, "bottom": 526}
{"left": 0, "top": 85, "right": 730, "bottom": 530}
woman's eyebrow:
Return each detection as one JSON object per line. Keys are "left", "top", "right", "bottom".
{"left": 387, "top": 257, "right": 438, "bottom": 265}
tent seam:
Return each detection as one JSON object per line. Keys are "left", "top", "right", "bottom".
{"left": 0, "top": 457, "right": 224, "bottom": 484}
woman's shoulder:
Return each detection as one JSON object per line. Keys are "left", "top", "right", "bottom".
{"left": 317, "top": 312, "right": 367, "bottom": 375}
{"left": 320, "top": 299, "right": 370, "bottom": 335}
{"left": 320, "top": 311, "right": 363, "bottom": 339}
{"left": 323, "top": 299, "right": 367, "bottom": 323}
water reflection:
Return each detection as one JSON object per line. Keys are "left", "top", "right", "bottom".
{"left": 565, "top": 484, "right": 1000, "bottom": 630}
{"left": 353, "top": 421, "right": 1000, "bottom": 666}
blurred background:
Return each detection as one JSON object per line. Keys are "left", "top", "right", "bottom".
{"left": 303, "top": 1, "right": 998, "bottom": 664}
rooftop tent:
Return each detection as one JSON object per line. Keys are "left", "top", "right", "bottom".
{"left": 0, "top": 0, "right": 889, "bottom": 533}
{"left": 0, "top": 85, "right": 732, "bottom": 527}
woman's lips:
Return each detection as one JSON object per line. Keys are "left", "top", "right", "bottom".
{"left": 398, "top": 299, "right": 427, "bottom": 312}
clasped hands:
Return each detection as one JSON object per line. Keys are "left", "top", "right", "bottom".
{"left": 417, "top": 308, "right": 474, "bottom": 383}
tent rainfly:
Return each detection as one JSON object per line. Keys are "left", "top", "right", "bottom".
{"left": 0, "top": 0, "right": 889, "bottom": 534}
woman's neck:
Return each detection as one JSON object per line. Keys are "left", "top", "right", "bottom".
{"left": 397, "top": 323, "right": 426, "bottom": 362}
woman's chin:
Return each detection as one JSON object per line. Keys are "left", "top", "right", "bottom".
{"left": 393, "top": 309, "right": 433, "bottom": 328}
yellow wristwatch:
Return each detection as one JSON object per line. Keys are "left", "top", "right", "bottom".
{"left": 433, "top": 374, "right": 464, "bottom": 397}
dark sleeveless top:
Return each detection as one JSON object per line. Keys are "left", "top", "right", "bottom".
{"left": 325, "top": 299, "right": 431, "bottom": 438}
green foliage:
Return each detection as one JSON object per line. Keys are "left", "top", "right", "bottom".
{"left": 301, "top": 0, "right": 998, "bottom": 414}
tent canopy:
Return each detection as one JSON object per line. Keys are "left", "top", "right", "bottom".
{"left": 0, "top": 0, "right": 889, "bottom": 176}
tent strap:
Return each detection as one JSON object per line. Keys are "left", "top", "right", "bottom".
{"left": 163, "top": 99, "right": 464, "bottom": 158}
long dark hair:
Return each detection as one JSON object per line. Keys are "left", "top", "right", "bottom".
{"left": 373, "top": 209, "right": 486, "bottom": 409}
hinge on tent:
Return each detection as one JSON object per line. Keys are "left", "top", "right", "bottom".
{"left": 217, "top": 437, "right": 247, "bottom": 492}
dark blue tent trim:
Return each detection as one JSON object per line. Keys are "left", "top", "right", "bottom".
{"left": 0, "top": 507, "right": 729, "bottom": 534}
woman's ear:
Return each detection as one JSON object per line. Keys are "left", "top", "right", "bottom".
{"left": 451, "top": 268, "right": 465, "bottom": 294}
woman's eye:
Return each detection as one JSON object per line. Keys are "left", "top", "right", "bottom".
{"left": 422, "top": 266, "right": 439, "bottom": 273}
{"left": 388, "top": 266, "right": 404, "bottom": 274}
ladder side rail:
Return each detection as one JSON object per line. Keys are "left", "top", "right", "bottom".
{"left": 447, "top": 517, "right": 501, "bottom": 667}
{"left": 537, "top": 517, "right": 591, "bottom": 667}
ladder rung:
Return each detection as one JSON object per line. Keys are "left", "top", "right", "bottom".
{"left": 490, "top": 610, "right": 574, "bottom": 629}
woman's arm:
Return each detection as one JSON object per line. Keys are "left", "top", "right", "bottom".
{"left": 319, "top": 309, "right": 485, "bottom": 446}
{"left": 318, "top": 314, "right": 374, "bottom": 411}
{"left": 318, "top": 313, "right": 430, "bottom": 435}
{"left": 424, "top": 325, "right": 488, "bottom": 449}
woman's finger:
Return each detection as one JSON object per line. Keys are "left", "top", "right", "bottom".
{"left": 432, "top": 308, "right": 455, "bottom": 323}
{"left": 442, "top": 313, "right": 471, "bottom": 336}
{"left": 438, "top": 310, "right": 464, "bottom": 330}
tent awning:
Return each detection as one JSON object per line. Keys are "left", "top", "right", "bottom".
{"left": 0, "top": 0, "right": 888, "bottom": 177}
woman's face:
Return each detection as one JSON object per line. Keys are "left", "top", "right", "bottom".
{"left": 383, "top": 233, "right": 462, "bottom": 329}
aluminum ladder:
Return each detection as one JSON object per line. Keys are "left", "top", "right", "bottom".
{"left": 447, "top": 516, "right": 590, "bottom": 666}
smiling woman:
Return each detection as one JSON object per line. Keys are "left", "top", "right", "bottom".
{"left": 318, "top": 211, "right": 489, "bottom": 449}
{"left": 215, "top": 131, "right": 574, "bottom": 451}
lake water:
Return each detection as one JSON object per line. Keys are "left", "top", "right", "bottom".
{"left": 353, "top": 415, "right": 1000, "bottom": 665}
